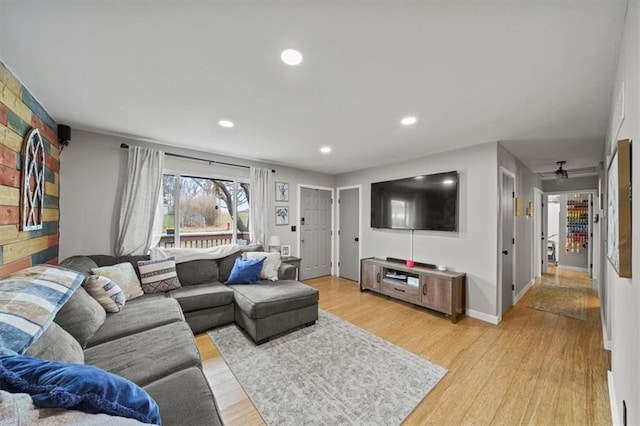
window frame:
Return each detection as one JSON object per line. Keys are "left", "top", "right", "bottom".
{"left": 162, "top": 168, "right": 250, "bottom": 247}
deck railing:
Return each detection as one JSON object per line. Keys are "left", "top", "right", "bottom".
{"left": 158, "top": 232, "right": 250, "bottom": 248}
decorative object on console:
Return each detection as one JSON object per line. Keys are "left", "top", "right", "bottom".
{"left": 281, "top": 245, "right": 291, "bottom": 257}
{"left": 268, "top": 235, "right": 281, "bottom": 253}
{"left": 275, "top": 206, "right": 289, "bottom": 225}
{"left": 406, "top": 230, "right": 415, "bottom": 267}
{"left": 275, "top": 181, "right": 289, "bottom": 202}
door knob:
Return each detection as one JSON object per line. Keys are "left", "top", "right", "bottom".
{"left": 301, "top": 239, "right": 305, "bottom": 243}
{"left": 502, "top": 250, "right": 509, "bottom": 255}
{"left": 354, "top": 237, "right": 359, "bottom": 242}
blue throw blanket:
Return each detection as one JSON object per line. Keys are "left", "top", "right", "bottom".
{"left": 0, "top": 265, "right": 84, "bottom": 355}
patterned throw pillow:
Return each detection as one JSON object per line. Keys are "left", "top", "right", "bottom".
{"left": 245, "top": 251, "right": 282, "bottom": 281}
{"left": 91, "top": 263, "right": 144, "bottom": 301}
{"left": 137, "top": 257, "right": 182, "bottom": 293}
{"left": 83, "top": 275, "right": 126, "bottom": 313}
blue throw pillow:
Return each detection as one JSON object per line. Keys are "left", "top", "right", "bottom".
{"left": 0, "top": 355, "right": 160, "bottom": 425}
{"left": 226, "top": 257, "right": 266, "bottom": 284}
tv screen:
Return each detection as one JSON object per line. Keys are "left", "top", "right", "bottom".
{"left": 371, "top": 171, "right": 458, "bottom": 231}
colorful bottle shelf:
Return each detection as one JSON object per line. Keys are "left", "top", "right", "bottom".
{"left": 566, "top": 199, "right": 588, "bottom": 254}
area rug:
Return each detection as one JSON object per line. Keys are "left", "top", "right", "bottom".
{"left": 527, "top": 282, "right": 588, "bottom": 320}
{"left": 208, "top": 310, "right": 447, "bottom": 425}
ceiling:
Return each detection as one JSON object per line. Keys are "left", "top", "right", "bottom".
{"left": 0, "top": 1, "right": 627, "bottom": 175}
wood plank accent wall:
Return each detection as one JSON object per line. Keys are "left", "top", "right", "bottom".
{"left": 0, "top": 61, "right": 59, "bottom": 277}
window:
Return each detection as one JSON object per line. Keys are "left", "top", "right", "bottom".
{"left": 160, "top": 174, "right": 250, "bottom": 248}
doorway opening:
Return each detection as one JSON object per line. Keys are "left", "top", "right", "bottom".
{"left": 544, "top": 192, "right": 594, "bottom": 280}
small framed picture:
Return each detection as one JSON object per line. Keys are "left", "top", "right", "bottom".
{"left": 276, "top": 182, "right": 289, "bottom": 202}
{"left": 275, "top": 206, "right": 289, "bottom": 225}
{"left": 281, "top": 245, "right": 291, "bottom": 257}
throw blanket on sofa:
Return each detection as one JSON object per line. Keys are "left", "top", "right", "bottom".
{"left": 0, "top": 265, "right": 85, "bottom": 356}
{"left": 150, "top": 243, "right": 241, "bottom": 264}
{"left": 0, "top": 390, "right": 147, "bottom": 425}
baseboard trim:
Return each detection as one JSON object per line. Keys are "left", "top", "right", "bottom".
{"left": 514, "top": 279, "right": 535, "bottom": 304}
{"left": 608, "top": 371, "right": 620, "bottom": 425}
{"left": 466, "top": 309, "right": 499, "bottom": 325}
{"left": 557, "top": 265, "right": 589, "bottom": 273}
{"left": 600, "top": 306, "right": 611, "bottom": 351}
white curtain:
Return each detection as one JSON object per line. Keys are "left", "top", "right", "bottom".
{"left": 249, "top": 167, "right": 272, "bottom": 248}
{"left": 115, "top": 146, "right": 164, "bottom": 256}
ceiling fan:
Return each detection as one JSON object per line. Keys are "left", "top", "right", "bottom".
{"left": 555, "top": 161, "right": 568, "bottom": 183}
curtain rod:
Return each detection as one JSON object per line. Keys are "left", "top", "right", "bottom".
{"left": 119, "top": 143, "right": 275, "bottom": 172}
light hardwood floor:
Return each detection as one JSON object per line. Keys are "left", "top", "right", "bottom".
{"left": 197, "top": 269, "right": 610, "bottom": 425}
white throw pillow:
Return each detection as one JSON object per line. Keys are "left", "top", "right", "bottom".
{"left": 91, "top": 263, "right": 144, "bottom": 301}
{"left": 245, "top": 252, "right": 282, "bottom": 281}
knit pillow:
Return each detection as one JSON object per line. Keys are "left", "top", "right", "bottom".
{"left": 137, "top": 257, "right": 182, "bottom": 293}
{"left": 83, "top": 275, "right": 126, "bottom": 313}
{"left": 245, "top": 252, "right": 282, "bottom": 281}
{"left": 91, "top": 263, "right": 144, "bottom": 301}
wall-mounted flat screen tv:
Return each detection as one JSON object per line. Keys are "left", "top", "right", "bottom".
{"left": 371, "top": 171, "right": 458, "bottom": 231}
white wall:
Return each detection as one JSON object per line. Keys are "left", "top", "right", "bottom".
{"left": 335, "top": 142, "right": 499, "bottom": 322}
{"left": 605, "top": 1, "right": 639, "bottom": 423}
{"left": 59, "top": 130, "right": 334, "bottom": 259}
{"left": 542, "top": 175, "right": 598, "bottom": 193}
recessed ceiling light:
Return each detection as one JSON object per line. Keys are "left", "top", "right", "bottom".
{"left": 401, "top": 116, "right": 417, "bottom": 126}
{"left": 414, "top": 176, "right": 425, "bottom": 180}
{"left": 443, "top": 179, "right": 455, "bottom": 185}
{"left": 281, "top": 49, "right": 303, "bottom": 66}
{"left": 320, "top": 146, "right": 332, "bottom": 154}
{"left": 218, "top": 120, "right": 234, "bottom": 128}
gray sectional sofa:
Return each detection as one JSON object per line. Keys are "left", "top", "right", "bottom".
{"left": 27, "top": 244, "right": 318, "bottom": 425}
{"left": 61, "top": 244, "right": 320, "bottom": 343}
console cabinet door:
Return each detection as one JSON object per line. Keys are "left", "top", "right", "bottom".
{"left": 422, "top": 276, "right": 452, "bottom": 314}
{"left": 360, "top": 261, "right": 381, "bottom": 291}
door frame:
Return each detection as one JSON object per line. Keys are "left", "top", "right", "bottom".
{"left": 497, "top": 167, "right": 516, "bottom": 321}
{"left": 296, "top": 184, "right": 336, "bottom": 276}
{"left": 336, "top": 185, "right": 362, "bottom": 281}
{"left": 545, "top": 189, "right": 597, "bottom": 278}
{"left": 533, "top": 187, "right": 544, "bottom": 278}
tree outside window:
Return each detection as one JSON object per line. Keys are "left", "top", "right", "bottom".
{"left": 161, "top": 174, "right": 250, "bottom": 247}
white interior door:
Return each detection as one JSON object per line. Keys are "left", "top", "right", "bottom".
{"left": 500, "top": 172, "right": 515, "bottom": 315}
{"left": 300, "top": 187, "right": 332, "bottom": 280}
{"left": 338, "top": 187, "right": 360, "bottom": 282}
